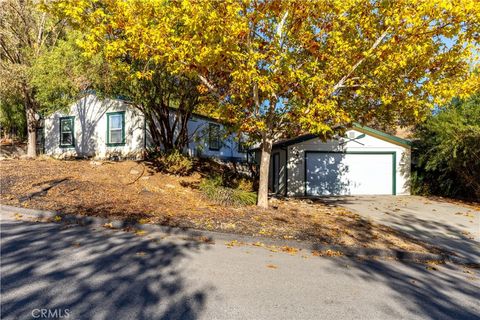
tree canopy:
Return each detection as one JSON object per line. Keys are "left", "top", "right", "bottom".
{"left": 412, "top": 93, "right": 480, "bottom": 200}
{"left": 0, "top": 0, "right": 66, "bottom": 156}
{"left": 51, "top": 0, "right": 480, "bottom": 207}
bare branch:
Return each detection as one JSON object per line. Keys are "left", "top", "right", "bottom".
{"left": 36, "top": 12, "right": 46, "bottom": 55}
{"left": 331, "top": 27, "right": 392, "bottom": 96}
{"left": 276, "top": 11, "right": 289, "bottom": 42}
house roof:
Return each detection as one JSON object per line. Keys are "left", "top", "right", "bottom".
{"left": 79, "top": 91, "right": 225, "bottom": 125}
{"left": 256, "top": 124, "right": 412, "bottom": 150}
{"left": 351, "top": 123, "right": 412, "bottom": 148}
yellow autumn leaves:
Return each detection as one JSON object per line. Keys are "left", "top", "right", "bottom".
{"left": 48, "top": 0, "right": 479, "bottom": 136}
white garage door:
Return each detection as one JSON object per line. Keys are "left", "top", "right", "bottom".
{"left": 305, "top": 152, "right": 395, "bottom": 196}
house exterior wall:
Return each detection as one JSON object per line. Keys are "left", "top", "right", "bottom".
{"left": 143, "top": 114, "right": 247, "bottom": 161}
{"left": 185, "top": 116, "right": 247, "bottom": 161}
{"left": 285, "top": 129, "right": 411, "bottom": 196}
{"left": 44, "top": 94, "right": 248, "bottom": 161}
{"left": 44, "top": 95, "right": 145, "bottom": 159}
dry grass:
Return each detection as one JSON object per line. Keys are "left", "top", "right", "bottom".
{"left": 0, "top": 159, "right": 442, "bottom": 254}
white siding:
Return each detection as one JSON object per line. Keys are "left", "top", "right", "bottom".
{"left": 286, "top": 129, "right": 411, "bottom": 196}
{"left": 44, "top": 94, "right": 247, "bottom": 161}
{"left": 184, "top": 116, "right": 247, "bottom": 161}
{"left": 44, "top": 95, "right": 145, "bottom": 159}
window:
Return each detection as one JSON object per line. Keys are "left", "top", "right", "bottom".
{"left": 208, "top": 123, "right": 221, "bottom": 151}
{"left": 107, "top": 112, "right": 125, "bottom": 146}
{"left": 238, "top": 136, "right": 247, "bottom": 153}
{"left": 59, "top": 116, "right": 74, "bottom": 148}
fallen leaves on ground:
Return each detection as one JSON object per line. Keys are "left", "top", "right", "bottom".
{"left": 103, "top": 222, "right": 114, "bottom": 229}
{"left": 0, "top": 159, "right": 444, "bottom": 254}
{"left": 312, "top": 249, "right": 344, "bottom": 257}
{"left": 225, "top": 240, "right": 244, "bottom": 248}
{"left": 280, "top": 246, "right": 299, "bottom": 255}
{"left": 134, "top": 229, "right": 147, "bottom": 236}
{"left": 198, "top": 236, "right": 215, "bottom": 244}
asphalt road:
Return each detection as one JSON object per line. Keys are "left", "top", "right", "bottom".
{"left": 1, "top": 210, "right": 479, "bottom": 320}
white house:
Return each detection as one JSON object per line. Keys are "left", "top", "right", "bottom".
{"left": 43, "top": 94, "right": 411, "bottom": 197}
{"left": 43, "top": 94, "right": 248, "bottom": 161}
{"left": 261, "top": 125, "right": 411, "bottom": 196}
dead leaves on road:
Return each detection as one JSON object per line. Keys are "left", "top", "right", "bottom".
{"left": 225, "top": 240, "right": 348, "bottom": 260}
{"left": 312, "top": 249, "right": 344, "bottom": 257}
{"left": 225, "top": 240, "right": 301, "bottom": 256}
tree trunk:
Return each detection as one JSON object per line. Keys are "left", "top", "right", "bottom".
{"left": 257, "top": 134, "right": 273, "bottom": 208}
{"left": 26, "top": 105, "right": 37, "bottom": 158}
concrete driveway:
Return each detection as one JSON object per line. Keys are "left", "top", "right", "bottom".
{"left": 329, "top": 196, "right": 480, "bottom": 264}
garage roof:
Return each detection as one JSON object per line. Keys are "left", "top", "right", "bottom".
{"left": 268, "top": 124, "right": 412, "bottom": 149}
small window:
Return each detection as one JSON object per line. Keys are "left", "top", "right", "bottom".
{"left": 238, "top": 136, "right": 247, "bottom": 153}
{"left": 59, "top": 116, "right": 74, "bottom": 148}
{"left": 208, "top": 123, "right": 221, "bottom": 151}
{"left": 107, "top": 112, "right": 125, "bottom": 146}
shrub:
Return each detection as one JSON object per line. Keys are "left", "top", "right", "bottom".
{"left": 154, "top": 150, "right": 193, "bottom": 176}
{"left": 412, "top": 94, "right": 480, "bottom": 200}
{"left": 200, "top": 175, "right": 257, "bottom": 206}
{"left": 236, "top": 178, "right": 254, "bottom": 192}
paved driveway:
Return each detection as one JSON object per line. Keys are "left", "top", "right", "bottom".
{"left": 329, "top": 196, "right": 480, "bottom": 263}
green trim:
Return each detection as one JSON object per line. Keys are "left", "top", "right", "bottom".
{"left": 106, "top": 111, "right": 126, "bottom": 147}
{"left": 352, "top": 123, "right": 412, "bottom": 148}
{"left": 304, "top": 151, "right": 397, "bottom": 196}
{"left": 392, "top": 151, "right": 397, "bottom": 195}
{"left": 252, "top": 125, "right": 411, "bottom": 152}
{"left": 238, "top": 136, "right": 247, "bottom": 153}
{"left": 59, "top": 116, "right": 75, "bottom": 148}
{"left": 208, "top": 123, "right": 221, "bottom": 151}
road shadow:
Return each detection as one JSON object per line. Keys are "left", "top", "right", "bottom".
{"left": 1, "top": 220, "right": 213, "bottom": 320}
{"left": 324, "top": 256, "right": 480, "bottom": 320}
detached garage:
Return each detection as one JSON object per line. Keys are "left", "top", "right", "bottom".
{"left": 265, "top": 124, "right": 411, "bottom": 197}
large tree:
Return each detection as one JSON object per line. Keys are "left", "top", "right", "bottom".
{"left": 30, "top": 32, "right": 111, "bottom": 113}
{"left": 47, "top": 2, "right": 212, "bottom": 154}
{"left": 0, "top": 0, "right": 65, "bottom": 157}
{"left": 55, "top": 0, "right": 479, "bottom": 207}
{"left": 106, "top": 63, "right": 206, "bottom": 153}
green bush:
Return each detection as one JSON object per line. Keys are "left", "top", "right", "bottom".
{"left": 412, "top": 94, "right": 480, "bottom": 200}
{"left": 0, "top": 98, "right": 26, "bottom": 140}
{"left": 200, "top": 175, "right": 257, "bottom": 206}
{"left": 155, "top": 150, "right": 193, "bottom": 176}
